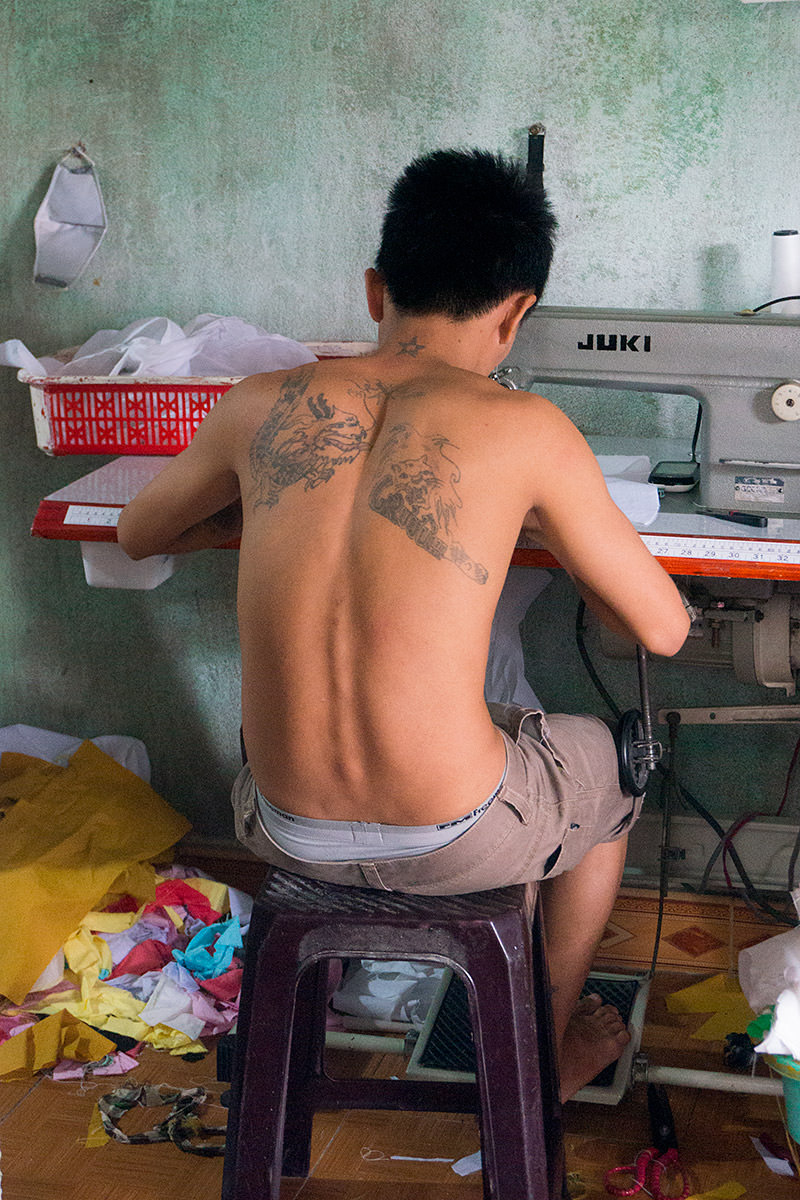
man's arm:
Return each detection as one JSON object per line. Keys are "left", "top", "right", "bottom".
{"left": 117, "top": 390, "right": 242, "bottom": 560}
{"left": 524, "top": 404, "right": 690, "bottom": 657}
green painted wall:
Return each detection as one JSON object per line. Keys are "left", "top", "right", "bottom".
{"left": 2, "top": 0, "right": 800, "bottom": 837}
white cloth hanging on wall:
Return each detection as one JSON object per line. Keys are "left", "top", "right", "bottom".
{"left": 33, "top": 145, "right": 107, "bottom": 289}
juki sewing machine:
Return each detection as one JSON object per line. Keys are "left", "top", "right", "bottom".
{"left": 497, "top": 303, "right": 800, "bottom": 788}
{"left": 499, "top": 305, "right": 800, "bottom": 518}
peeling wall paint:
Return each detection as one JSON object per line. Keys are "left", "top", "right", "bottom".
{"left": 1, "top": 0, "right": 800, "bottom": 832}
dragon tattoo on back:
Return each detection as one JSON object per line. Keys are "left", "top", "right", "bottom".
{"left": 247, "top": 367, "right": 488, "bottom": 585}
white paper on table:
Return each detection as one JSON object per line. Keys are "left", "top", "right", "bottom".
{"left": 596, "top": 455, "right": 660, "bottom": 528}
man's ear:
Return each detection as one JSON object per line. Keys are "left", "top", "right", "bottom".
{"left": 498, "top": 293, "right": 537, "bottom": 347}
{"left": 365, "top": 268, "right": 386, "bottom": 323}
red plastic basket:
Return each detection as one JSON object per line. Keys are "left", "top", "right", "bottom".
{"left": 24, "top": 374, "right": 236, "bottom": 455}
{"left": 22, "top": 341, "right": 375, "bottom": 456}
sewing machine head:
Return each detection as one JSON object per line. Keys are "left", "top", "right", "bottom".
{"left": 501, "top": 306, "right": 800, "bottom": 518}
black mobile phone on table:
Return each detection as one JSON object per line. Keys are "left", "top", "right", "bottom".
{"left": 648, "top": 461, "right": 700, "bottom": 492}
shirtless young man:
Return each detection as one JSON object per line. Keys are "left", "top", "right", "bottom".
{"left": 118, "top": 148, "right": 690, "bottom": 1099}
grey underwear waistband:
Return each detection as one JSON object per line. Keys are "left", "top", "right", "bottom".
{"left": 255, "top": 771, "right": 506, "bottom": 863}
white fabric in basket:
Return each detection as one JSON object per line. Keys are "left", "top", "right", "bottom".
{"left": 0, "top": 313, "right": 317, "bottom": 378}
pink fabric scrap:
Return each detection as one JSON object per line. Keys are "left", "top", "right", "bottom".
{"left": 51, "top": 1049, "right": 140, "bottom": 1081}
{"left": 190, "top": 989, "right": 231, "bottom": 1035}
{"left": 0, "top": 1014, "right": 38, "bottom": 1045}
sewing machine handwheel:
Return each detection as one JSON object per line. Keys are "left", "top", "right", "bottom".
{"left": 617, "top": 708, "right": 650, "bottom": 797}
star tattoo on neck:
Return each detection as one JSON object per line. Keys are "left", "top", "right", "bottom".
{"left": 397, "top": 336, "right": 425, "bottom": 357}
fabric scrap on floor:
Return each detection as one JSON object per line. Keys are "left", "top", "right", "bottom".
{"left": 5, "top": 866, "right": 251, "bottom": 1065}
{"left": 51, "top": 1049, "right": 140, "bottom": 1080}
{"left": 665, "top": 972, "right": 755, "bottom": 1040}
{"left": 0, "top": 741, "right": 190, "bottom": 1004}
{"left": 0, "top": 739, "right": 253, "bottom": 1072}
{"left": 90, "top": 1083, "right": 226, "bottom": 1156}
{"left": 0, "top": 1010, "right": 116, "bottom": 1079}
{"left": 452, "top": 1149, "right": 482, "bottom": 1176}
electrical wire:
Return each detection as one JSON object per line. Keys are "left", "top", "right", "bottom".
{"left": 575, "top": 600, "right": 794, "bottom": 924}
{"left": 697, "top": 815, "right": 741, "bottom": 894}
{"left": 677, "top": 778, "right": 790, "bottom": 923}
{"left": 698, "top": 731, "right": 800, "bottom": 891}
{"left": 689, "top": 404, "right": 702, "bottom": 463}
{"left": 745, "top": 295, "right": 800, "bottom": 314}
{"left": 575, "top": 602, "right": 622, "bottom": 720}
{"left": 649, "top": 714, "right": 680, "bottom": 978}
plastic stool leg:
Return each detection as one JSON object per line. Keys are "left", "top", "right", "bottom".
{"left": 531, "top": 901, "right": 566, "bottom": 1196}
{"left": 281, "top": 958, "right": 330, "bottom": 1176}
{"left": 223, "top": 928, "right": 303, "bottom": 1200}
{"left": 464, "top": 915, "right": 554, "bottom": 1200}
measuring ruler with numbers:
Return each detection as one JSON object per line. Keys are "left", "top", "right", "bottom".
{"left": 641, "top": 533, "right": 800, "bottom": 567}
{"left": 638, "top": 532, "right": 800, "bottom": 579}
{"left": 63, "top": 505, "right": 122, "bottom": 528}
{"left": 513, "top": 532, "right": 800, "bottom": 579}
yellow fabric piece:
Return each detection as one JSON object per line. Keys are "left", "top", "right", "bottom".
{"left": 665, "top": 973, "right": 754, "bottom": 1040}
{"left": 77, "top": 909, "right": 145, "bottom": 935}
{"left": 96, "top": 860, "right": 159, "bottom": 911}
{"left": 692, "top": 997, "right": 757, "bottom": 1041}
{"left": 29, "top": 987, "right": 205, "bottom": 1055}
{"left": 0, "top": 753, "right": 63, "bottom": 799}
{"left": 150, "top": 1026, "right": 207, "bottom": 1055}
{"left": 64, "top": 927, "right": 113, "bottom": 984}
{"left": 666, "top": 973, "right": 744, "bottom": 1014}
{"left": 0, "top": 1010, "right": 116, "bottom": 1079}
{"left": 686, "top": 1185, "right": 746, "bottom": 1200}
{"left": 85, "top": 1101, "right": 111, "bottom": 1148}
{"left": 162, "top": 905, "right": 185, "bottom": 929}
{"left": 0, "top": 741, "right": 190, "bottom": 1003}
{"left": 180, "top": 875, "right": 230, "bottom": 914}
{"left": 33, "top": 982, "right": 146, "bottom": 1026}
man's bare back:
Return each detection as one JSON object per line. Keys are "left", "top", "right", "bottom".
{"left": 119, "top": 325, "right": 686, "bottom": 829}
{"left": 234, "top": 349, "right": 560, "bottom": 826}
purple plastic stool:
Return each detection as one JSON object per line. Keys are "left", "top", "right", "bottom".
{"left": 222, "top": 867, "right": 565, "bottom": 1200}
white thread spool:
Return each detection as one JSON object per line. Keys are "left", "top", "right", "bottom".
{"left": 771, "top": 229, "right": 800, "bottom": 314}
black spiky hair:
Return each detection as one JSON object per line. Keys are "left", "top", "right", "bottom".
{"left": 375, "top": 148, "right": 557, "bottom": 321}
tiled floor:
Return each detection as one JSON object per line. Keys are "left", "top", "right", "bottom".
{"left": 3, "top": 867, "right": 796, "bottom": 1199}
{"left": 2, "top": 966, "right": 798, "bottom": 1199}
{"left": 596, "top": 885, "right": 792, "bottom": 974}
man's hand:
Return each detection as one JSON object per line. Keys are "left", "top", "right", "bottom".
{"left": 154, "top": 498, "right": 243, "bottom": 554}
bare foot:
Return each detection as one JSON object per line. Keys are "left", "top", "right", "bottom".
{"left": 558, "top": 994, "right": 631, "bottom": 1101}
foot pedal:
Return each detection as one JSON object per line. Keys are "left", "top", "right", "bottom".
{"left": 573, "top": 972, "right": 650, "bottom": 1104}
{"left": 405, "top": 968, "right": 650, "bottom": 1105}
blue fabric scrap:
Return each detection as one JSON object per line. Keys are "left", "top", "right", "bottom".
{"left": 171, "top": 916, "right": 242, "bottom": 980}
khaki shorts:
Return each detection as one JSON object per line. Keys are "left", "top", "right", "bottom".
{"left": 231, "top": 703, "right": 641, "bottom": 896}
